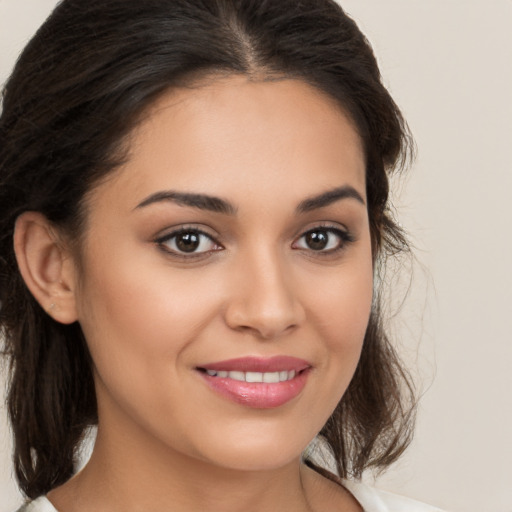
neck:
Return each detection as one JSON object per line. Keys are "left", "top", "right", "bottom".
{"left": 47, "top": 386, "right": 362, "bottom": 512}
{"left": 49, "top": 425, "right": 315, "bottom": 512}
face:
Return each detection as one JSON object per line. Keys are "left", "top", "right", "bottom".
{"left": 73, "top": 76, "right": 373, "bottom": 471}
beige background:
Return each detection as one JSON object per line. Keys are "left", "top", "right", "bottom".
{"left": 1, "top": 1, "right": 511, "bottom": 511}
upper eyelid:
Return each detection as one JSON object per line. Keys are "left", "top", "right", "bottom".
{"left": 155, "top": 225, "right": 219, "bottom": 242}
{"left": 301, "top": 224, "right": 347, "bottom": 233}
{"left": 155, "top": 227, "right": 222, "bottom": 251}
{"left": 295, "top": 222, "right": 351, "bottom": 239}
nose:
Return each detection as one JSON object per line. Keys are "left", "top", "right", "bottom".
{"left": 224, "top": 251, "right": 306, "bottom": 340}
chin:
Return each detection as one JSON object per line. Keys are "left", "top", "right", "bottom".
{"left": 187, "top": 423, "right": 316, "bottom": 473}
{"left": 205, "top": 448, "right": 302, "bottom": 473}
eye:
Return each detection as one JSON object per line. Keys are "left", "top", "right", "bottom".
{"left": 293, "top": 226, "right": 352, "bottom": 252}
{"left": 156, "top": 228, "right": 221, "bottom": 256}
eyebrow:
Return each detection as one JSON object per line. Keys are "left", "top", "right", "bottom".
{"left": 135, "top": 184, "right": 365, "bottom": 215}
{"left": 135, "top": 191, "right": 237, "bottom": 215}
{"left": 296, "top": 185, "right": 365, "bottom": 213}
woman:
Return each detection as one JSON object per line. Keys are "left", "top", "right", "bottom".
{"left": 0, "top": 0, "right": 443, "bottom": 510}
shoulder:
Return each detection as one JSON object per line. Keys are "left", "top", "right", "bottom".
{"left": 14, "top": 497, "right": 57, "bottom": 512}
{"left": 342, "top": 479, "right": 446, "bottom": 512}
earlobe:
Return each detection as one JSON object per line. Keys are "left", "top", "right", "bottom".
{"left": 13, "top": 211, "right": 78, "bottom": 324}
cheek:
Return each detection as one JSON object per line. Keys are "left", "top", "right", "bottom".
{"left": 76, "top": 248, "right": 216, "bottom": 353}
{"left": 74, "top": 256, "right": 223, "bottom": 417}
{"left": 73, "top": 251, "right": 223, "bottom": 436}
{"left": 305, "top": 251, "right": 374, "bottom": 402}
{"left": 312, "top": 260, "right": 373, "bottom": 345}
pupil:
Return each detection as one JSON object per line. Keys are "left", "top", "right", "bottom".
{"left": 176, "top": 232, "right": 200, "bottom": 252}
{"left": 306, "top": 231, "right": 328, "bottom": 250}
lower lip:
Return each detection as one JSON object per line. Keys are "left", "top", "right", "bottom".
{"left": 199, "top": 369, "right": 310, "bottom": 408}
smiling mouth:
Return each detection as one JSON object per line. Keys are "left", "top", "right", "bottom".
{"left": 197, "top": 368, "right": 302, "bottom": 383}
{"left": 195, "top": 356, "right": 311, "bottom": 408}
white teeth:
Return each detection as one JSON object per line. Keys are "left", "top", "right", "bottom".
{"left": 263, "top": 372, "right": 280, "bottom": 383}
{"left": 204, "top": 369, "right": 299, "bottom": 382}
{"left": 228, "top": 371, "right": 245, "bottom": 381}
{"left": 245, "top": 371, "right": 263, "bottom": 383}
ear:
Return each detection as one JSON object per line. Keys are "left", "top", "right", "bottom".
{"left": 14, "top": 211, "right": 78, "bottom": 324}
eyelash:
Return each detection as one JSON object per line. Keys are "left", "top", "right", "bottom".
{"left": 292, "top": 225, "right": 355, "bottom": 255}
{"left": 155, "top": 227, "right": 221, "bottom": 259}
{"left": 155, "top": 225, "right": 355, "bottom": 259}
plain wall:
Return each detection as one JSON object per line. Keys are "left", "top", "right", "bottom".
{"left": 1, "top": 1, "right": 511, "bottom": 511}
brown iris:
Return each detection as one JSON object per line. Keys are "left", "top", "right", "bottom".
{"left": 175, "top": 232, "right": 201, "bottom": 252}
{"left": 305, "top": 230, "right": 329, "bottom": 250}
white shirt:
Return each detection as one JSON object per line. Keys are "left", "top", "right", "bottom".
{"left": 15, "top": 480, "right": 446, "bottom": 512}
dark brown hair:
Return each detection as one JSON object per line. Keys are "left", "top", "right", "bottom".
{"left": 0, "top": 0, "right": 415, "bottom": 499}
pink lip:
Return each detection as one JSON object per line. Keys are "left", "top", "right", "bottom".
{"left": 197, "top": 356, "right": 311, "bottom": 409}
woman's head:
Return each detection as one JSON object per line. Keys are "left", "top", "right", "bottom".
{"left": 0, "top": 0, "right": 414, "bottom": 499}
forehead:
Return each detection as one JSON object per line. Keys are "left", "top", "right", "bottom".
{"left": 88, "top": 76, "right": 366, "bottom": 213}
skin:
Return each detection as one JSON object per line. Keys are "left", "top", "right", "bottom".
{"left": 18, "top": 76, "right": 373, "bottom": 511}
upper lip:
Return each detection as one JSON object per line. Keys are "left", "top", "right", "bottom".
{"left": 197, "top": 356, "right": 311, "bottom": 373}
